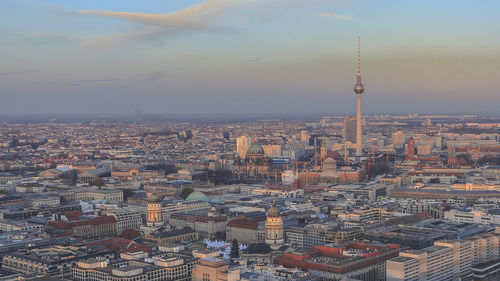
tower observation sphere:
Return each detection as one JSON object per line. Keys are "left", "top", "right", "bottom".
{"left": 354, "top": 83, "right": 364, "bottom": 94}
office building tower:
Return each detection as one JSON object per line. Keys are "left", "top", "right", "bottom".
{"left": 236, "top": 135, "right": 250, "bottom": 159}
{"left": 406, "top": 137, "right": 416, "bottom": 159}
{"left": 301, "top": 130, "right": 310, "bottom": 144}
{"left": 392, "top": 131, "right": 405, "bottom": 150}
{"left": 343, "top": 116, "right": 357, "bottom": 143}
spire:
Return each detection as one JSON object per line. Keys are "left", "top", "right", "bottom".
{"left": 358, "top": 36, "right": 361, "bottom": 75}
{"left": 357, "top": 36, "right": 362, "bottom": 84}
{"left": 354, "top": 36, "right": 364, "bottom": 94}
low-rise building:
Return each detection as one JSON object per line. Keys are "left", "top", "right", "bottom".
{"left": 143, "top": 228, "right": 199, "bottom": 246}
{"left": 226, "top": 217, "right": 260, "bottom": 245}
{"left": 169, "top": 212, "right": 227, "bottom": 239}
{"left": 46, "top": 215, "right": 117, "bottom": 238}
{"left": 444, "top": 209, "right": 500, "bottom": 225}
{"left": 2, "top": 244, "right": 114, "bottom": 276}
{"left": 192, "top": 257, "right": 240, "bottom": 281}
{"left": 73, "top": 252, "right": 196, "bottom": 281}
{"left": 275, "top": 242, "right": 402, "bottom": 281}
{"left": 103, "top": 209, "right": 143, "bottom": 235}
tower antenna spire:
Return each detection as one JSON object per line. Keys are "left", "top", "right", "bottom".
{"left": 358, "top": 36, "right": 361, "bottom": 75}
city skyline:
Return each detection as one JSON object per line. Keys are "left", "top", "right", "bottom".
{"left": 2, "top": 0, "right": 500, "bottom": 115}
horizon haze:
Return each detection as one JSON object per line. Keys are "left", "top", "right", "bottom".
{"left": 1, "top": 0, "right": 499, "bottom": 115}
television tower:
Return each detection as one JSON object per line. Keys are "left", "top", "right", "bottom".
{"left": 354, "top": 37, "right": 364, "bottom": 157}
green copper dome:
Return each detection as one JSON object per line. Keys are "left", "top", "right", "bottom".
{"left": 185, "top": 191, "right": 210, "bottom": 202}
{"left": 246, "top": 142, "right": 264, "bottom": 155}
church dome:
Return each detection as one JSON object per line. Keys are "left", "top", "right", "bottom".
{"left": 267, "top": 204, "right": 280, "bottom": 217}
{"left": 185, "top": 191, "right": 210, "bottom": 202}
{"left": 323, "top": 158, "right": 336, "bottom": 165}
{"left": 246, "top": 142, "right": 264, "bottom": 155}
{"left": 148, "top": 193, "right": 162, "bottom": 203}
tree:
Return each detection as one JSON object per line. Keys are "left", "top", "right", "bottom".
{"left": 180, "top": 187, "right": 194, "bottom": 199}
{"left": 230, "top": 239, "right": 240, "bottom": 261}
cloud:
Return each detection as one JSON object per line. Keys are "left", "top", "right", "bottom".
{"left": 78, "top": 0, "right": 230, "bottom": 30}
{"left": 78, "top": 0, "right": 239, "bottom": 47}
{"left": 320, "top": 12, "right": 353, "bottom": 20}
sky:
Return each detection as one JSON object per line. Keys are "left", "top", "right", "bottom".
{"left": 1, "top": 0, "right": 500, "bottom": 115}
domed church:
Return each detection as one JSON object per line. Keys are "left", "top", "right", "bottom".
{"left": 140, "top": 190, "right": 165, "bottom": 234}
{"left": 265, "top": 201, "right": 284, "bottom": 250}
{"left": 233, "top": 138, "right": 270, "bottom": 181}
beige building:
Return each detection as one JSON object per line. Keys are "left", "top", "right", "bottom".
{"left": 169, "top": 212, "right": 226, "bottom": 239}
{"left": 142, "top": 228, "right": 198, "bottom": 246}
{"left": 102, "top": 209, "right": 143, "bottom": 235}
{"left": 191, "top": 258, "right": 240, "bottom": 281}
{"left": 387, "top": 229, "right": 500, "bottom": 281}
{"left": 262, "top": 144, "right": 281, "bottom": 157}
{"left": 0, "top": 219, "right": 44, "bottom": 232}
{"left": 46, "top": 216, "right": 117, "bottom": 238}
{"left": 60, "top": 188, "right": 123, "bottom": 203}
{"left": 226, "top": 218, "right": 260, "bottom": 245}
{"left": 73, "top": 254, "right": 196, "bottom": 281}
{"left": 27, "top": 196, "right": 60, "bottom": 207}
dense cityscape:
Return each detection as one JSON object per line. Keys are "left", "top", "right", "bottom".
{"left": 1, "top": 107, "right": 500, "bottom": 281}
{"left": 2, "top": 1, "right": 500, "bottom": 281}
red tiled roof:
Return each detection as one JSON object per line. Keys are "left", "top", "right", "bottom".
{"left": 227, "top": 218, "right": 258, "bottom": 230}
{"left": 386, "top": 212, "right": 432, "bottom": 226}
{"left": 119, "top": 229, "right": 142, "bottom": 240}
{"left": 86, "top": 237, "right": 152, "bottom": 254}
{"left": 64, "top": 210, "right": 83, "bottom": 221}
{"left": 47, "top": 216, "right": 116, "bottom": 230}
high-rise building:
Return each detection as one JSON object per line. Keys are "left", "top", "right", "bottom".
{"left": 392, "top": 131, "right": 405, "bottom": 150}
{"left": 301, "top": 130, "right": 310, "bottom": 144}
{"left": 343, "top": 116, "right": 357, "bottom": 144}
{"left": 236, "top": 135, "right": 250, "bottom": 159}
{"left": 406, "top": 137, "right": 416, "bottom": 159}
{"left": 353, "top": 37, "right": 365, "bottom": 157}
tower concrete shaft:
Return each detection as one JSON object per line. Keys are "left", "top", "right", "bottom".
{"left": 356, "top": 93, "right": 362, "bottom": 156}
